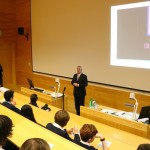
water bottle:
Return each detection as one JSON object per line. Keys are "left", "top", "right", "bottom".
{"left": 89, "top": 98, "right": 93, "bottom": 108}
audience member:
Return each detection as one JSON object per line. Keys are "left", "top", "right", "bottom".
{"left": 0, "top": 115, "right": 13, "bottom": 149}
{"left": 2, "top": 90, "right": 20, "bottom": 114}
{"left": 20, "top": 138, "right": 50, "bottom": 150}
{"left": 137, "top": 144, "right": 150, "bottom": 150}
{"left": 20, "top": 104, "right": 36, "bottom": 123}
{"left": 75, "top": 124, "right": 108, "bottom": 150}
{"left": 30, "top": 94, "right": 51, "bottom": 111}
{"left": 46, "top": 110, "right": 80, "bottom": 142}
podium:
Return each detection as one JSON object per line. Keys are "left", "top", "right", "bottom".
{"left": 21, "top": 87, "right": 63, "bottom": 109}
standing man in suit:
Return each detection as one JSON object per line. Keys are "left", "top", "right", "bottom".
{"left": 0, "top": 64, "right": 3, "bottom": 87}
{"left": 71, "top": 66, "right": 88, "bottom": 115}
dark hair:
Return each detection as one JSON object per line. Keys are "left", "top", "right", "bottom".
{"left": 30, "top": 94, "right": 38, "bottom": 107}
{"left": 0, "top": 115, "right": 13, "bottom": 146}
{"left": 21, "top": 105, "right": 36, "bottom": 123}
{"left": 54, "top": 110, "right": 70, "bottom": 127}
{"left": 4, "top": 90, "right": 14, "bottom": 102}
{"left": 80, "top": 124, "right": 98, "bottom": 142}
{"left": 137, "top": 144, "right": 150, "bottom": 150}
{"left": 20, "top": 138, "right": 50, "bottom": 150}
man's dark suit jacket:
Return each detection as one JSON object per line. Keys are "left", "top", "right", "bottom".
{"left": 46, "top": 123, "right": 80, "bottom": 143}
{"left": 71, "top": 73, "right": 88, "bottom": 97}
{"left": 2, "top": 101, "right": 21, "bottom": 114}
{"left": 75, "top": 141, "right": 97, "bottom": 150}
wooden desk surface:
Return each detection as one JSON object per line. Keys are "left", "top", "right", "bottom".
{"left": 80, "top": 106, "right": 150, "bottom": 139}
{"left": 0, "top": 105, "right": 85, "bottom": 150}
{"left": 21, "top": 87, "right": 63, "bottom": 109}
{"left": 0, "top": 91, "right": 150, "bottom": 150}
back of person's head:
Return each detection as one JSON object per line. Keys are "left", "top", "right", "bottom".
{"left": 0, "top": 115, "right": 13, "bottom": 146}
{"left": 21, "top": 105, "right": 36, "bottom": 123}
{"left": 20, "top": 138, "right": 50, "bottom": 150}
{"left": 30, "top": 94, "right": 38, "bottom": 104}
{"left": 137, "top": 144, "right": 150, "bottom": 150}
{"left": 4, "top": 90, "right": 14, "bottom": 102}
{"left": 80, "top": 124, "right": 98, "bottom": 142}
{"left": 54, "top": 110, "right": 70, "bottom": 127}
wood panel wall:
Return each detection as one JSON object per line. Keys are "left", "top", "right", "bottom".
{"left": 1, "top": 0, "right": 150, "bottom": 114}
{"left": 0, "top": 0, "right": 16, "bottom": 85}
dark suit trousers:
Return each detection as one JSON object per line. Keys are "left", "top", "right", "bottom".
{"left": 74, "top": 94, "right": 85, "bottom": 115}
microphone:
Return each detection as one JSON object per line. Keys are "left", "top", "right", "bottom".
{"left": 62, "top": 87, "right": 66, "bottom": 110}
{"left": 148, "top": 111, "right": 150, "bottom": 124}
{"left": 63, "top": 87, "right": 66, "bottom": 93}
{"left": 124, "top": 103, "right": 134, "bottom": 107}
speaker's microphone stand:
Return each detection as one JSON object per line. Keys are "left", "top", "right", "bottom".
{"left": 62, "top": 87, "right": 66, "bottom": 110}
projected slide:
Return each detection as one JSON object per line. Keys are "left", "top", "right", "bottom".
{"left": 111, "top": 1, "right": 150, "bottom": 69}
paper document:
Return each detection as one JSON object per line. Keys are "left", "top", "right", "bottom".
{"left": 97, "top": 140, "right": 112, "bottom": 148}
{"left": 49, "top": 143, "right": 54, "bottom": 149}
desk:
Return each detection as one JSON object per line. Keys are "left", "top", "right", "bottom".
{"left": 21, "top": 87, "right": 63, "bottom": 109}
{"left": 1, "top": 92, "right": 150, "bottom": 150}
{"left": 80, "top": 106, "right": 150, "bottom": 139}
{"left": 0, "top": 105, "right": 85, "bottom": 150}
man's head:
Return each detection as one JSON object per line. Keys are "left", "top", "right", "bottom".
{"left": 80, "top": 124, "right": 98, "bottom": 143}
{"left": 77, "top": 66, "right": 82, "bottom": 74}
{"left": 4, "top": 90, "right": 14, "bottom": 102}
{"left": 54, "top": 110, "right": 70, "bottom": 127}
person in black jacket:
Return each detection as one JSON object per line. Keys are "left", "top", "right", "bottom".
{"left": 71, "top": 66, "right": 88, "bottom": 115}
{"left": 75, "top": 124, "right": 108, "bottom": 150}
{"left": 2, "top": 90, "right": 20, "bottom": 114}
{"left": 46, "top": 110, "right": 80, "bottom": 143}
{"left": 0, "top": 64, "right": 3, "bottom": 87}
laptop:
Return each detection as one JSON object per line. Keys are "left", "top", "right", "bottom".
{"left": 138, "top": 106, "right": 150, "bottom": 121}
{"left": 27, "top": 78, "right": 44, "bottom": 92}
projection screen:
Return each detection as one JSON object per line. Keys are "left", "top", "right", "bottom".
{"left": 31, "top": 0, "right": 150, "bottom": 92}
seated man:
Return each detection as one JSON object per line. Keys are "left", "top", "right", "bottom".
{"left": 46, "top": 110, "right": 80, "bottom": 142}
{"left": 2, "top": 90, "right": 20, "bottom": 114}
{"left": 75, "top": 124, "right": 108, "bottom": 150}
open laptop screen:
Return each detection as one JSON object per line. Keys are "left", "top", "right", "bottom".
{"left": 27, "top": 78, "right": 34, "bottom": 89}
{"left": 138, "top": 106, "right": 150, "bottom": 119}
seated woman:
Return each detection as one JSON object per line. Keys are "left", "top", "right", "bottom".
{"left": 46, "top": 110, "right": 80, "bottom": 143}
{"left": 0, "top": 115, "right": 18, "bottom": 150}
{"left": 20, "top": 138, "right": 50, "bottom": 150}
{"left": 30, "top": 94, "right": 51, "bottom": 111}
{"left": 20, "top": 104, "right": 36, "bottom": 123}
{"left": 75, "top": 124, "right": 108, "bottom": 150}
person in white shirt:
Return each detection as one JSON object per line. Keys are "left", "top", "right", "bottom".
{"left": 75, "top": 124, "right": 108, "bottom": 150}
